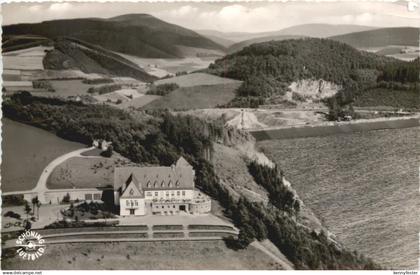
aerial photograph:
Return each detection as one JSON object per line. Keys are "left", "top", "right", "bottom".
{"left": 1, "top": 1, "right": 419, "bottom": 272}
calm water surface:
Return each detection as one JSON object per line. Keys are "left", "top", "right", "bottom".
{"left": 258, "top": 127, "right": 419, "bottom": 269}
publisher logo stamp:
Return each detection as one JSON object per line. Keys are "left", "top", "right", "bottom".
{"left": 15, "top": 230, "right": 46, "bottom": 261}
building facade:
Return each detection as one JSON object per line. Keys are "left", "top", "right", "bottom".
{"left": 114, "top": 157, "right": 211, "bottom": 216}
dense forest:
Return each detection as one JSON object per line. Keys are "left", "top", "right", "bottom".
{"left": 3, "top": 92, "right": 380, "bottom": 269}
{"left": 207, "top": 38, "right": 419, "bottom": 116}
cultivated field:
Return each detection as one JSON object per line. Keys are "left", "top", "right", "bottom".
{"left": 116, "top": 53, "right": 218, "bottom": 76}
{"left": 49, "top": 79, "right": 95, "bottom": 97}
{"left": 154, "top": 72, "right": 242, "bottom": 87}
{"left": 143, "top": 83, "right": 241, "bottom": 110}
{"left": 2, "top": 46, "right": 51, "bottom": 70}
{"left": 1, "top": 119, "right": 85, "bottom": 192}
{"left": 117, "top": 95, "right": 162, "bottom": 109}
{"left": 2, "top": 240, "right": 283, "bottom": 270}
{"left": 47, "top": 155, "right": 132, "bottom": 189}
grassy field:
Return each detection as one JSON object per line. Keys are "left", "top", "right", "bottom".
{"left": 1, "top": 119, "right": 85, "bottom": 192}
{"left": 154, "top": 73, "right": 241, "bottom": 87}
{"left": 143, "top": 83, "right": 241, "bottom": 110}
{"left": 2, "top": 240, "right": 283, "bottom": 270}
{"left": 49, "top": 79, "right": 96, "bottom": 97}
{"left": 117, "top": 95, "right": 161, "bottom": 109}
{"left": 47, "top": 155, "right": 132, "bottom": 189}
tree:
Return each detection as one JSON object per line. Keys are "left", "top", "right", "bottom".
{"left": 36, "top": 201, "right": 42, "bottom": 220}
{"left": 62, "top": 193, "right": 71, "bottom": 204}
{"left": 24, "top": 201, "right": 32, "bottom": 221}
{"left": 31, "top": 196, "right": 39, "bottom": 219}
{"left": 101, "top": 145, "right": 113, "bottom": 158}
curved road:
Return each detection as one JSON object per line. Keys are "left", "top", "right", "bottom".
{"left": 3, "top": 147, "right": 95, "bottom": 203}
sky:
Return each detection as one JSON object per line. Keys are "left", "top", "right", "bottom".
{"left": 2, "top": 1, "right": 419, "bottom": 33}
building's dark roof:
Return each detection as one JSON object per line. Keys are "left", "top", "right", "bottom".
{"left": 115, "top": 158, "right": 194, "bottom": 193}
{"left": 120, "top": 174, "right": 144, "bottom": 199}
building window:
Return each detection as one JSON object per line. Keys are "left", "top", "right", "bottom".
{"left": 147, "top": 192, "right": 152, "bottom": 196}
{"left": 182, "top": 191, "right": 186, "bottom": 196}
{"left": 93, "top": 193, "right": 101, "bottom": 200}
{"left": 166, "top": 191, "right": 169, "bottom": 197}
{"left": 171, "top": 191, "right": 174, "bottom": 196}
{"left": 155, "top": 192, "right": 158, "bottom": 196}
{"left": 85, "top": 194, "right": 93, "bottom": 201}
{"left": 177, "top": 191, "right": 180, "bottom": 196}
{"left": 135, "top": 200, "right": 138, "bottom": 206}
{"left": 130, "top": 209, "right": 135, "bottom": 215}
{"left": 126, "top": 200, "right": 130, "bottom": 206}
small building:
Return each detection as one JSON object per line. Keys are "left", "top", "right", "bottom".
{"left": 114, "top": 157, "right": 211, "bottom": 216}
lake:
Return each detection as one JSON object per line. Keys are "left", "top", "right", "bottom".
{"left": 258, "top": 127, "right": 419, "bottom": 269}
{"left": 1, "top": 119, "right": 84, "bottom": 192}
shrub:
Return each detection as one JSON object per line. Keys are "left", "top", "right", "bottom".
{"left": 146, "top": 83, "right": 179, "bottom": 96}
{"left": 4, "top": 211, "right": 21, "bottom": 220}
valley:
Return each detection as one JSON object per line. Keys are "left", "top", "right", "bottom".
{"left": 1, "top": 8, "right": 419, "bottom": 271}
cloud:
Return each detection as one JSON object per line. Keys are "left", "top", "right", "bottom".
{"left": 3, "top": 2, "right": 419, "bottom": 32}
{"left": 48, "top": 3, "right": 73, "bottom": 12}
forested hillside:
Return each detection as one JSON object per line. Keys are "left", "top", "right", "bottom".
{"left": 330, "top": 27, "right": 419, "bottom": 48}
{"left": 2, "top": 14, "right": 225, "bottom": 58}
{"left": 207, "top": 38, "right": 419, "bottom": 116}
{"left": 3, "top": 92, "right": 380, "bottom": 270}
{"left": 43, "top": 37, "right": 157, "bottom": 82}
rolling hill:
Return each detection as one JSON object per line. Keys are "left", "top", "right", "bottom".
{"left": 199, "top": 24, "right": 376, "bottom": 53}
{"left": 2, "top": 14, "right": 226, "bottom": 58}
{"left": 207, "top": 38, "right": 418, "bottom": 111}
{"left": 329, "top": 27, "right": 419, "bottom": 48}
{"left": 43, "top": 37, "right": 157, "bottom": 82}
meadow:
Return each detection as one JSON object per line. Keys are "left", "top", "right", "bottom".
{"left": 2, "top": 240, "right": 282, "bottom": 270}
{"left": 143, "top": 83, "right": 241, "bottom": 110}
{"left": 47, "top": 156, "right": 131, "bottom": 189}
{"left": 258, "top": 127, "right": 420, "bottom": 269}
{"left": 1, "top": 119, "right": 84, "bottom": 192}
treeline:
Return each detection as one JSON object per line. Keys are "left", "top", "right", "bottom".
{"left": 378, "top": 58, "right": 419, "bottom": 83}
{"left": 248, "top": 161, "right": 300, "bottom": 213}
{"left": 3, "top": 92, "right": 380, "bottom": 269}
{"left": 87, "top": 84, "right": 122, "bottom": 95}
{"left": 146, "top": 83, "right": 179, "bottom": 96}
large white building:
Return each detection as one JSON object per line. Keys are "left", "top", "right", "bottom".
{"left": 114, "top": 157, "right": 211, "bottom": 216}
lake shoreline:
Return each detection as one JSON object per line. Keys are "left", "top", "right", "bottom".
{"left": 250, "top": 115, "right": 420, "bottom": 141}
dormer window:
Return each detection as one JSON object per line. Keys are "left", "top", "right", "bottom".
{"left": 175, "top": 180, "right": 180, "bottom": 187}
{"left": 129, "top": 189, "right": 134, "bottom": 195}
{"left": 154, "top": 181, "right": 157, "bottom": 188}
{"left": 161, "top": 181, "right": 165, "bottom": 187}
{"left": 147, "top": 181, "right": 151, "bottom": 188}
{"left": 168, "top": 180, "right": 172, "bottom": 187}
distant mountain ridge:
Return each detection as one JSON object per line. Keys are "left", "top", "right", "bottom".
{"left": 225, "top": 25, "right": 417, "bottom": 54}
{"left": 3, "top": 14, "right": 226, "bottom": 58}
{"left": 329, "top": 27, "right": 420, "bottom": 48}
